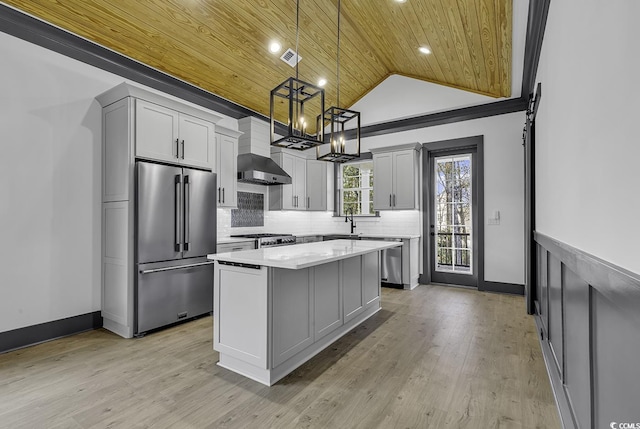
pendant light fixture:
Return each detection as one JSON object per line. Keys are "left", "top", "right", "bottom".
{"left": 270, "top": 0, "right": 325, "bottom": 150}
{"left": 316, "top": 0, "right": 361, "bottom": 163}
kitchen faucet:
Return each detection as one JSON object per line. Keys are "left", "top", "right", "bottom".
{"left": 345, "top": 207, "right": 356, "bottom": 234}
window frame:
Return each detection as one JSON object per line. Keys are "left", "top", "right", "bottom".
{"left": 335, "top": 156, "right": 379, "bottom": 217}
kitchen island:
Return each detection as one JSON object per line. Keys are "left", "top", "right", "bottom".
{"left": 207, "top": 239, "right": 401, "bottom": 386}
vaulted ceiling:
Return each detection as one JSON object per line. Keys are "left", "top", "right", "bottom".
{"left": 3, "top": 0, "right": 512, "bottom": 120}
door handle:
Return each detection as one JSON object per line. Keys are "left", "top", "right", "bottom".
{"left": 175, "top": 175, "right": 182, "bottom": 252}
{"left": 181, "top": 139, "right": 185, "bottom": 159}
{"left": 175, "top": 138, "right": 179, "bottom": 159}
{"left": 183, "top": 175, "right": 190, "bottom": 251}
{"left": 139, "top": 261, "right": 215, "bottom": 274}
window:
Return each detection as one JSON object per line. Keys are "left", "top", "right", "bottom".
{"left": 339, "top": 161, "right": 375, "bottom": 216}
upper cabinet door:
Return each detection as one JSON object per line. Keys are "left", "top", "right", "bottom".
{"left": 216, "top": 134, "right": 238, "bottom": 208}
{"left": 373, "top": 152, "right": 393, "bottom": 210}
{"left": 306, "top": 160, "right": 327, "bottom": 211}
{"left": 294, "top": 156, "right": 307, "bottom": 210}
{"left": 280, "top": 153, "right": 296, "bottom": 210}
{"left": 179, "top": 114, "right": 214, "bottom": 170}
{"left": 392, "top": 150, "right": 417, "bottom": 209}
{"left": 135, "top": 99, "right": 179, "bottom": 164}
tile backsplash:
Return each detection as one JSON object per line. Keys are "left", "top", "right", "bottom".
{"left": 231, "top": 192, "right": 264, "bottom": 227}
{"left": 218, "top": 182, "right": 420, "bottom": 238}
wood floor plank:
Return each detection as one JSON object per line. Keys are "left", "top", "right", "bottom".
{"left": 0, "top": 285, "right": 560, "bottom": 429}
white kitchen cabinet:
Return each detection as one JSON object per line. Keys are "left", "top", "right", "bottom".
{"left": 270, "top": 150, "right": 329, "bottom": 211}
{"left": 371, "top": 143, "right": 421, "bottom": 210}
{"left": 306, "top": 160, "right": 327, "bottom": 211}
{"left": 96, "top": 82, "right": 222, "bottom": 338}
{"left": 270, "top": 151, "right": 306, "bottom": 210}
{"left": 135, "top": 99, "right": 215, "bottom": 170}
{"left": 215, "top": 126, "right": 242, "bottom": 208}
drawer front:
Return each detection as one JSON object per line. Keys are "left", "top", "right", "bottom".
{"left": 217, "top": 241, "right": 256, "bottom": 253}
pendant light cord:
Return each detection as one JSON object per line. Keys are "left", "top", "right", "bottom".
{"left": 295, "top": 0, "right": 300, "bottom": 82}
{"left": 337, "top": 0, "right": 341, "bottom": 109}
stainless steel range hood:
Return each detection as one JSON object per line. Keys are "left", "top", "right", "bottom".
{"left": 237, "top": 153, "right": 292, "bottom": 185}
{"left": 236, "top": 117, "right": 292, "bottom": 185}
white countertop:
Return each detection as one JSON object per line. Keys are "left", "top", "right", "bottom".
{"left": 208, "top": 239, "right": 401, "bottom": 269}
{"left": 360, "top": 233, "right": 420, "bottom": 239}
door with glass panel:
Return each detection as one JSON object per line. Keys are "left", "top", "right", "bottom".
{"left": 430, "top": 151, "right": 477, "bottom": 287}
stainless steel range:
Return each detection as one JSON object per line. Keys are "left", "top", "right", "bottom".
{"left": 230, "top": 233, "right": 296, "bottom": 248}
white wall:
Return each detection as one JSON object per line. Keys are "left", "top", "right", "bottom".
{"left": 0, "top": 31, "right": 240, "bottom": 333}
{"left": 0, "top": 32, "right": 120, "bottom": 332}
{"left": 360, "top": 113, "right": 526, "bottom": 285}
{"left": 535, "top": 0, "right": 640, "bottom": 275}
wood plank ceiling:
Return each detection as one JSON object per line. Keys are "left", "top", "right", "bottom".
{"left": 4, "top": 0, "right": 512, "bottom": 120}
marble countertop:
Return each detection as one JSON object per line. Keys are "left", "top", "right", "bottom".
{"left": 208, "top": 239, "right": 401, "bottom": 270}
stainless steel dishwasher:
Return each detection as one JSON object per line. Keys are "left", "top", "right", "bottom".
{"left": 362, "top": 237, "right": 403, "bottom": 286}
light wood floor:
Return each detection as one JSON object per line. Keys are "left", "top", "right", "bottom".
{"left": 0, "top": 285, "right": 560, "bottom": 429}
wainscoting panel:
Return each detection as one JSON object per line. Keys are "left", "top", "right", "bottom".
{"left": 534, "top": 232, "right": 640, "bottom": 429}
{"left": 547, "top": 253, "right": 563, "bottom": 380}
{"left": 537, "top": 244, "right": 548, "bottom": 335}
{"left": 562, "top": 267, "right": 591, "bottom": 429}
{"left": 592, "top": 289, "right": 640, "bottom": 428}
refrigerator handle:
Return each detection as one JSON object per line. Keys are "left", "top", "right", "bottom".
{"left": 183, "top": 175, "right": 190, "bottom": 251}
{"left": 174, "top": 175, "right": 182, "bottom": 252}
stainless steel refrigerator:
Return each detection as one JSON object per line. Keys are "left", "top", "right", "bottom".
{"left": 136, "top": 161, "right": 216, "bottom": 335}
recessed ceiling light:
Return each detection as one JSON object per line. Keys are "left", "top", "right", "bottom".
{"left": 395, "top": 0, "right": 407, "bottom": 3}
{"left": 318, "top": 78, "right": 327, "bottom": 87}
{"left": 269, "top": 41, "right": 282, "bottom": 54}
{"left": 418, "top": 46, "right": 431, "bottom": 54}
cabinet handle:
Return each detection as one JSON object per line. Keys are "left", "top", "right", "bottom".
{"left": 181, "top": 140, "right": 185, "bottom": 159}
{"left": 218, "top": 187, "right": 221, "bottom": 203}
{"left": 307, "top": 196, "right": 310, "bottom": 209}
{"left": 389, "top": 194, "right": 392, "bottom": 207}
{"left": 175, "top": 138, "right": 180, "bottom": 159}
{"left": 393, "top": 194, "right": 396, "bottom": 207}
{"left": 222, "top": 187, "right": 225, "bottom": 204}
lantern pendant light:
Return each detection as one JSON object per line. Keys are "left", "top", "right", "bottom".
{"left": 316, "top": 0, "right": 361, "bottom": 163}
{"left": 270, "top": 0, "right": 325, "bottom": 150}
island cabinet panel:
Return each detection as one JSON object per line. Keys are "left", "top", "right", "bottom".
{"left": 272, "top": 268, "right": 314, "bottom": 367}
{"left": 342, "top": 256, "right": 364, "bottom": 323}
{"left": 314, "top": 262, "right": 343, "bottom": 340}
{"left": 363, "top": 252, "right": 381, "bottom": 306}
{"left": 214, "top": 264, "right": 268, "bottom": 368}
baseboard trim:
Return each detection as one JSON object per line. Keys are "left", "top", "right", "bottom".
{"left": 534, "top": 314, "right": 576, "bottom": 429}
{"left": 482, "top": 281, "right": 525, "bottom": 295}
{"left": 0, "top": 311, "right": 102, "bottom": 354}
